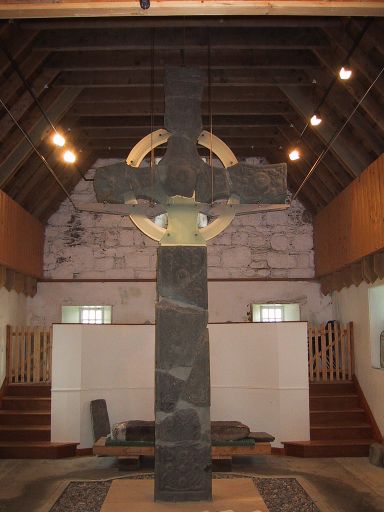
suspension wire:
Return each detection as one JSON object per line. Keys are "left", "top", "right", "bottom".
{"left": 0, "top": 97, "right": 76, "bottom": 208}
{"left": 292, "top": 65, "right": 384, "bottom": 201}
{"left": 0, "top": 37, "right": 58, "bottom": 135}
{"left": 207, "top": 30, "right": 214, "bottom": 205}
{"left": 299, "top": 18, "right": 373, "bottom": 140}
{"left": 149, "top": 27, "right": 155, "bottom": 206}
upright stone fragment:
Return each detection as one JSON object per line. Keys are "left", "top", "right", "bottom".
{"left": 155, "top": 246, "right": 212, "bottom": 502}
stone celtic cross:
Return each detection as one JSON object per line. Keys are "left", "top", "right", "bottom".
{"left": 85, "top": 67, "right": 288, "bottom": 502}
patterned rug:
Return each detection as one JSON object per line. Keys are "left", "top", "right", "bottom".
{"left": 50, "top": 473, "right": 320, "bottom": 512}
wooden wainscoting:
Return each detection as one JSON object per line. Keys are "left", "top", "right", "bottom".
{"left": 6, "top": 326, "right": 52, "bottom": 384}
{"left": 308, "top": 322, "right": 354, "bottom": 382}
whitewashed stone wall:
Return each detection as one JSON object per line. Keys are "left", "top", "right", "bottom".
{"left": 44, "top": 160, "right": 314, "bottom": 280}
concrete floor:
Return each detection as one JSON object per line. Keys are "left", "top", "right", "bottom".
{"left": 0, "top": 455, "right": 383, "bottom": 512}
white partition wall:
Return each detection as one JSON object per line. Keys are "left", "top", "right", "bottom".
{"left": 52, "top": 322, "right": 309, "bottom": 448}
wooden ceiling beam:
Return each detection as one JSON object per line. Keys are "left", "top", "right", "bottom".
{"left": 1, "top": 2, "right": 382, "bottom": 19}
{"left": 314, "top": 48, "right": 384, "bottom": 132}
{"left": 45, "top": 49, "right": 321, "bottom": 71}
{"left": 280, "top": 84, "right": 371, "bottom": 177}
{"left": 278, "top": 127, "right": 343, "bottom": 198}
{"left": 73, "top": 125, "right": 282, "bottom": 140}
{"left": 0, "top": 87, "right": 82, "bottom": 188}
{"left": 0, "top": 68, "right": 60, "bottom": 142}
{"left": 70, "top": 114, "right": 289, "bottom": 129}
{"left": 18, "top": 17, "right": 345, "bottom": 30}
{"left": 35, "top": 27, "right": 330, "bottom": 51}
{"left": 53, "top": 68, "right": 314, "bottom": 88}
{"left": 70, "top": 100, "right": 295, "bottom": 117}
{"left": 76, "top": 86, "right": 287, "bottom": 103}
{"left": 0, "top": 27, "right": 38, "bottom": 75}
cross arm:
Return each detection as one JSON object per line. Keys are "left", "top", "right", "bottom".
{"left": 195, "top": 162, "right": 289, "bottom": 204}
{"left": 94, "top": 161, "right": 167, "bottom": 204}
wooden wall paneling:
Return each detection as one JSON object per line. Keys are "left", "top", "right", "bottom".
{"left": 314, "top": 155, "right": 384, "bottom": 277}
{"left": 0, "top": 190, "right": 44, "bottom": 278}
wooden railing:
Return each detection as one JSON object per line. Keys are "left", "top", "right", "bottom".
{"left": 6, "top": 325, "right": 52, "bottom": 384}
{"left": 308, "top": 322, "right": 354, "bottom": 382}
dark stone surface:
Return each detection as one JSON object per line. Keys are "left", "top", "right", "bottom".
{"left": 157, "top": 246, "right": 208, "bottom": 309}
{"left": 90, "top": 399, "right": 110, "bottom": 442}
{"left": 155, "top": 444, "right": 212, "bottom": 502}
{"left": 182, "top": 329, "right": 210, "bottom": 407}
{"left": 164, "top": 67, "right": 205, "bottom": 139}
{"left": 369, "top": 443, "right": 384, "bottom": 467}
{"left": 211, "top": 421, "right": 250, "bottom": 442}
{"left": 155, "top": 300, "right": 208, "bottom": 370}
{"left": 155, "top": 245, "right": 211, "bottom": 502}
{"left": 157, "top": 409, "right": 201, "bottom": 443}
{"left": 111, "top": 420, "right": 155, "bottom": 442}
{"left": 155, "top": 372, "right": 184, "bottom": 413}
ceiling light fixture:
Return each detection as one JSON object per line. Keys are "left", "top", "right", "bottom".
{"left": 310, "top": 113, "right": 322, "bottom": 126}
{"left": 289, "top": 148, "right": 300, "bottom": 161}
{"left": 52, "top": 132, "right": 66, "bottom": 147}
{"left": 63, "top": 150, "right": 76, "bottom": 163}
{"left": 339, "top": 66, "right": 352, "bottom": 80}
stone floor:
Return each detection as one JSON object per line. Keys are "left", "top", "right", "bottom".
{"left": 0, "top": 455, "right": 383, "bottom": 512}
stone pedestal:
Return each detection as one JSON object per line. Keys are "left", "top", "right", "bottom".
{"left": 154, "top": 246, "right": 212, "bottom": 502}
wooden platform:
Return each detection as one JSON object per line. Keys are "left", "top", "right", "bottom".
{"left": 93, "top": 434, "right": 271, "bottom": 465}
{"left": 100, "top": 478, "right": 269, "bottom": 512}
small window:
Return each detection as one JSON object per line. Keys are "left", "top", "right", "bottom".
{"left": 62, "top": 305, "right": 112, "bottom": 324}
{"left": 260, "top": 305, "right": 284, "bottom": 322}
{"left": 251, "top": 303, "right": 300, "bottom": 322}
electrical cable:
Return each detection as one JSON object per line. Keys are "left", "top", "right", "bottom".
{"left": 0, "top": 97, "right": 76, "bottom": 208}
{"left": 292, "top": 65, "right": 384, "bottom": 201}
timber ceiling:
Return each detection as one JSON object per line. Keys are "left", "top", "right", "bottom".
{"left": 0, "top": 16, "right": 383, "bottom": 222}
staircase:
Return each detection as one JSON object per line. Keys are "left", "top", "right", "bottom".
{"left": 284, "top": 381, "right": 377, "bottom": 457}
{"left": 0, "top": 383, "right": 77, "bottom": 459}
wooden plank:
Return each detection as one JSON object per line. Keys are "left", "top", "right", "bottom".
{"left": 334, "top": 322, "right": 340, "bottom": 381}
{"left": 320, "top": 323, "right": 327, "bottom": 382}
{"left": 314, "top": 325, "right": 320, "bottom": 382}
{"left": 314, "top": 155, "right": 384, "bottom": 277}
{"left": 6, "top": 325, "right": 11, "bottom": 384}
{"left": 0, "top": 190, "right": 44, "bottom": 278}
{"left": 26, "top": 326, "right": 32, "bottom": 383}
{"left": 19, "top": 328, "right": 26, "bottom": 383}
{"left": 341, "top": 325, "right": 347, "bottom": 381}
{"left": 14, "top": 327, "right": 20, "bottom": 384}
{"left": 33, "top": 327, "right": 41, "bottom": 383}
{"left": 347, "top": 322, "right": 352, "bottom": 380}
{"left": 1, "top": 2, "right": 382, "bottom": 19}
{"left": 329, "top": 325, "right": 334, "bottom": 382}
{"left": 308, "top": 324, "right": 314, "bottom": 382}
{"left": 349, "top": 322, "right": 355, "bottom": 377}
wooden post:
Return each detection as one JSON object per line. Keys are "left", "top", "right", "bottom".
{"left": 6, "top": 325, "right": 11, "bottom": 384}
{"left": 349, "top": 321, "right": 355, "bottom": 377}
{"left": 329, "top": 324, "right": 334, "bottom": 382}
{"left": 341, "top": 324, "right": 346, "bottom": 380}
{"left": 308, "top": 323, "right": 314, "bottom": 382}
{"left": 334, "top": 322, "right": 340, "bottom": 381}
{"left": 321, "top": 323, "right": 327, "bottom": 382}
{"left": 315, "top": 324, "right": 321, "bottom": 381}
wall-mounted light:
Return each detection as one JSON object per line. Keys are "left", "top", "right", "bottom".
{"left": 310, "top": 113, "right": 322, "bottom": 126}
{"left": 63, "top": 149, "right": 76, "bottom": 163}
{"left": 289, "top": 148, "right": 300, "bottom": 161}
{"left": 52, "top": 132, "right": 66, "bottom": 147}
{"left": 339, "top": 66, "right": 352, "bottom": 80}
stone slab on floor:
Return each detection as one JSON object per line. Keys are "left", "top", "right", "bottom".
{"left": 100, "top": 478, "right": 268, "bottom": 512}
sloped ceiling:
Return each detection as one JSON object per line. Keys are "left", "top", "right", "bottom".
{"left": 0, "top": 16, "right": 383, "bottom": 223}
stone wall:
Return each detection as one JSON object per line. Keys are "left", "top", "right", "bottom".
{"left": 44, "top": 160, "right": 314, "bottom": 280}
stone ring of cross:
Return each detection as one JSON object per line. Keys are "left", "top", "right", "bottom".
{"left": 125, "top": 128, "right": 240, "bottom": 243}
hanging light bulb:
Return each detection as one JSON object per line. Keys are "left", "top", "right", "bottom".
{"left": 310, "top": 113, "right": 322, "bottom": 126}
{"left": 289, "top": 148, "right": 300, "bottom": 161}
{"left": 63, "top": 149, "right": 76, "bottom": 163}
{"left": 52, "top": 132, "right": 66, "bottom": 147}
{"left": 339, "top": 66, "right": 352, "bottom": 80}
